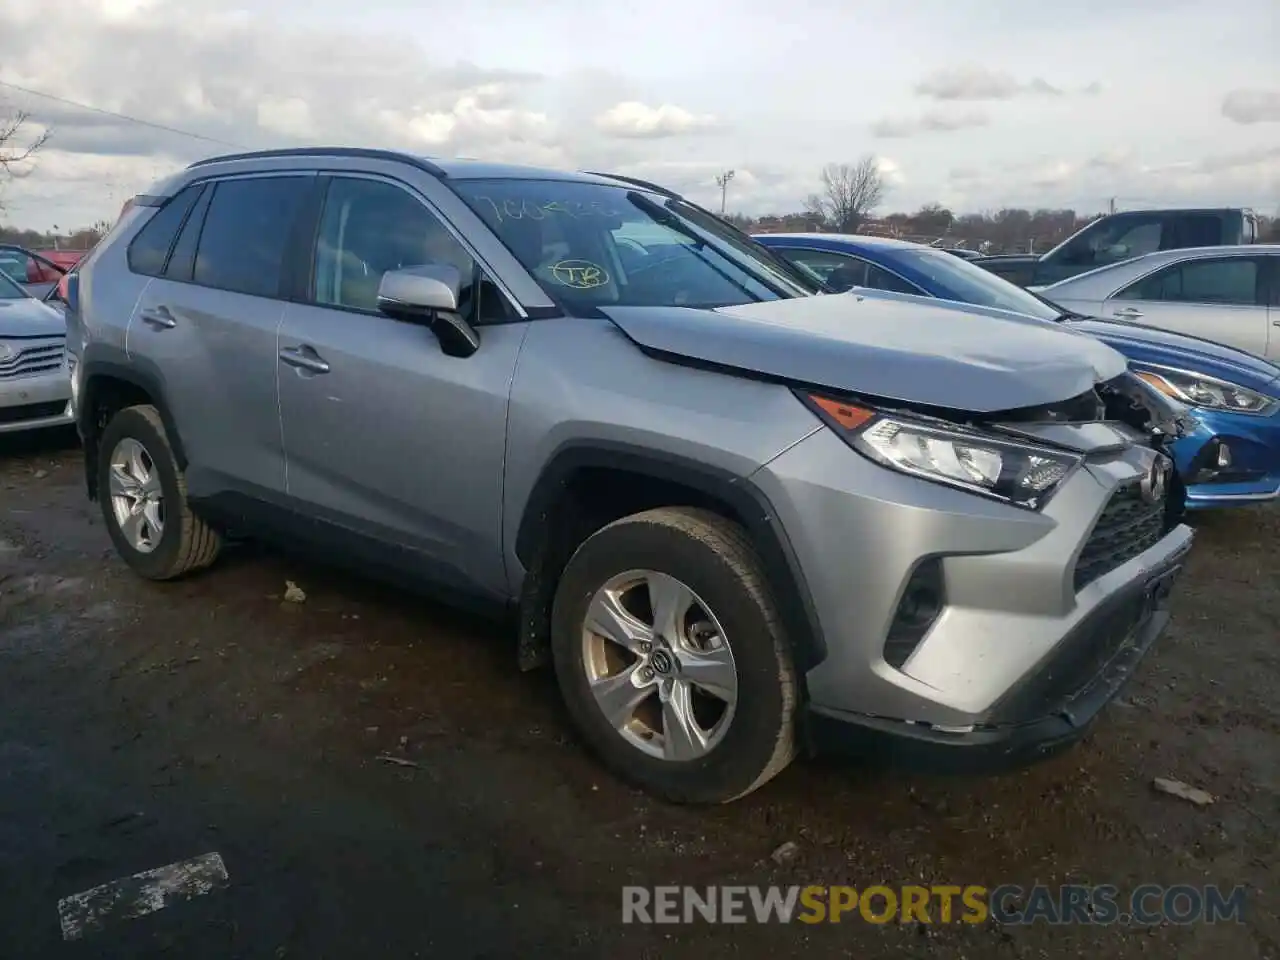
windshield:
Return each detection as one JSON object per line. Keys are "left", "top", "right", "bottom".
{"left": 450, "top": 178, "right": 820, "bottom": 316}
{"left": 0, "top": 267, "right": 29, "bottom": 300}
{"left": 895, "top": 249, "right": 1061, "bottom": 321}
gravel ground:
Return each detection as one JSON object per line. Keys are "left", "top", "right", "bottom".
{"left": 2, "top": 429, "right": 1278, "bottom": 959}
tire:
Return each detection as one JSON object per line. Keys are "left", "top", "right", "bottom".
{"left": 97, "top": 404, "right": 221, "bottom": 580}
{"left": 551, "top": 506, "right": 797, "bottom": 804}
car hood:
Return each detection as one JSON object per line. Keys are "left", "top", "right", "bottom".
{"left": 0, "top": 296, "right": 65, "bottom": 337}
{"left": 1066, "top": 317, "right": 1280, "bottom": 391}
{"left": 599, "top": 292, "right": 1129, "bottom": 413}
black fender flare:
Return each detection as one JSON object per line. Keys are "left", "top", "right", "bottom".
{"left": 79, "top": 357, "right": 187, "bottom": 499}
{"left": 513, "top": 440, "right": 827, "bottom": 673}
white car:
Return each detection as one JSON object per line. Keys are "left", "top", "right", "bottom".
{"left": 0, "top": 268, "right": 74, "bottom": 435}
{"left": 1033, "top": 244, "right": 1280, "bottom": 359}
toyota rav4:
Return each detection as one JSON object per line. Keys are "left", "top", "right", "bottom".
{"left": 63, "top": 148, "right": 1194, "bottom": 803}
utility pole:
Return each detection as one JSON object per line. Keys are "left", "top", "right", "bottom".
{"left": 715, "top": 170, "right": 735, "bottom": 215}
{"left": 1108, "top": 197, "right": 1116, "bottom": 214}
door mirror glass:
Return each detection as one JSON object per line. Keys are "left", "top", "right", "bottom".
{"left": 376, "top": 264, "right": 462, "bottom": 318}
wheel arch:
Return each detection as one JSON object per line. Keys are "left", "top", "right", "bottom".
{"left": 80, "top": 358, "right": 186, "bottom": 501}
{"left": 512, "top": 440, "right": 827, "bottom": 677}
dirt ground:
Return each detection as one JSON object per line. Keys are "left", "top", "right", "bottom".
{"left": 2, "top": 428, "right": 1278, "bottom": 959}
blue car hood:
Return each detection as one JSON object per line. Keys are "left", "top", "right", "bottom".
{"left": 599, "top": 291, "right": 1128, "bottom": 413}
{"left": 1066, "top": 317, "right": 1280, "bottom": 391}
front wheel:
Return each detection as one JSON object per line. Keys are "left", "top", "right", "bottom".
{"left": 551, "top": 507, "right": 797, "bottom": 804}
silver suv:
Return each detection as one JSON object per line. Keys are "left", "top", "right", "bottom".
{"left": 65, "top": 148, "right": 1194, "bottom": 804}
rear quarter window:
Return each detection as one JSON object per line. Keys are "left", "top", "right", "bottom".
{"left": 126, "top": 185, "right": 203, "bottom": 277}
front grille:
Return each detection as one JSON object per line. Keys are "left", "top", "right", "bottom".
{"left": 0, "top": 339, "right": 65, "bottom": 380}
{"left": 0, "top": 400, "right": 68, "bottom": 424}
{"left": 1073, "top": 481, "right": 1166, "bottom": 592}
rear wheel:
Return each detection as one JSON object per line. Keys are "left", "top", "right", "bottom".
{"left": 551, "top": 507, "right": 797, "bottom": 804}
{"left": 97, "top": 404, "right": 221, "bottom": 580}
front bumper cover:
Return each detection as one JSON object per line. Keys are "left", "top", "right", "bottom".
{"left": 804, "top": 533, "right": 1191, "bottom": 772}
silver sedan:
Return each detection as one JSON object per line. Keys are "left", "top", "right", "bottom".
{"left": 1033, "top": 244, "right": 1280, "bottom": 359}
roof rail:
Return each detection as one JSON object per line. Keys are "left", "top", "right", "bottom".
{"left": 187, "top": 147, "right": 448, "bottom": 178}
{"left": 582, "top": 171, "right": 681, "bottom": 198}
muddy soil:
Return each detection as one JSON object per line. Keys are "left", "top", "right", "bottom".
{"left": 2, "top": 430, "right": 1277, "bottom": 959}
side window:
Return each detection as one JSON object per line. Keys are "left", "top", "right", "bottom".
{"left": 310, "top": 177, "right": 514, "bottom": 322}
{"left": 163, "top": 185, "right": 211, "bottom": 282}
{"left": 193, "top": 176, "right": 311, "bottom": 298}
{"left": 0, "top": 249, "right": 37, "bottom": 284}
{"left": 1059, "top": 215, "right": 1164, "bottom": 268}
{"left": 865, "top": 265, "right": 921, "bottom": 295}
{"left": 126, "top": 185, "right": 202, "bottom": 277}
{"left": 773, "top": 248, "right": 886, "bottom": 292}
{"left": 1117, "top": 258, "right": 1261, "bottom": 306}
{"left": 773, "top": 248, "right": 858, "bottom": 286}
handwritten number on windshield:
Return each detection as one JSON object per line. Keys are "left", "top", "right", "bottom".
{"left": 473, "top": 197, "right": 620, "bottom": 223}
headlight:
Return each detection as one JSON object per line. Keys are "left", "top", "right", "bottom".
{"left": 798, "top": 392, "right": 1082, "bottom": 510}
{"left": 1134, "top": 366, "right": 1279, "bottom": 416}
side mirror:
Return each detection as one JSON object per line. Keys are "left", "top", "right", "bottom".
{"left": 376, "top": 264, "right": 479, "bottom": 358}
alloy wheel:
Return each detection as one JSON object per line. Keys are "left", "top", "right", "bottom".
{"left": 580, "top": 569, "right": 739, "bottom": 761}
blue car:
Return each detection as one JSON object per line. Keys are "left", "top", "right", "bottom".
{"left": 755, "top": 233, "right": 1280, "bottom": 509}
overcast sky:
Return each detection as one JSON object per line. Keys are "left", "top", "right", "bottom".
{"left": 0, "top": 0, "right": 1277, "bottom": 230}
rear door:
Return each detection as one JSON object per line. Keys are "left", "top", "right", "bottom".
{"left": 1101, "top": 253, "right": 1270, "bottom": 356}
{"left": 126, "top": 173, "right": 314, "bottom": 499}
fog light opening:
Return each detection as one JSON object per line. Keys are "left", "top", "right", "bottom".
{"left": 1216, "top": 442, "right": 1232, "bottom": 469}
{"left": 884, "top": 558, "right": 946, "bottom": 670}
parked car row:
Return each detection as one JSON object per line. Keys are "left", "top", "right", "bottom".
{"left": 754, "top": 233, "right": 1280, "bottom": 508}
{"left": 6, "top": 147, "right": 1271, "bottom": 805}
{"left": 968, "top": 206, "right": 1261, "bottom": 288}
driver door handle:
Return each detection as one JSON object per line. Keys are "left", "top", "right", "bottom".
{"left": 139, "top": 306, "right": 176, "bottom": 329}
{"left": 278, "top": 344, "right": 331, "bottom": 374}
{"left": 1112, "top": 307, "right": 1143, "bottom": 319}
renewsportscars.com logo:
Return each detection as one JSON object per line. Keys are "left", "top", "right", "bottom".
{"left": 622, "top": 884, "right": 1246, "bottom": 926}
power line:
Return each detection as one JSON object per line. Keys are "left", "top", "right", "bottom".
{"left": 0, "top": 79, "right": 247, "bottom": 150}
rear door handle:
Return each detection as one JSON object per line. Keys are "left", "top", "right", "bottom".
{"left": 1112, "top": 307, "right": 1143, "bottom": 319}
{"left": 139, "top": 306, "right": 176, "bottom": 329}
{"left": 278, "top": 345, "right": 331, "bottom": 374}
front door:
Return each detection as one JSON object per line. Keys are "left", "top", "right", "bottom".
{"left": 276, "top": 174, "right": 527, "bottom": 598}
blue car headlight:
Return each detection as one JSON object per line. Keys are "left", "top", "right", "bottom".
{"left": 1134, "top": 366, "right": 1279, "bottom": 417}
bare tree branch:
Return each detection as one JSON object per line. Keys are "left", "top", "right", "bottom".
{"left": 0, "top": 109, "right": 51, "bottom": 210}
{"left": 804, "top": 157, "right": 888, "bottom": 233}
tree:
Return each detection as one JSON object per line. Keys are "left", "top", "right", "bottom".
{"left": 0, "top": 107, "right": 50, "bottom": 210}
{"left": 803, "top": 157, "right": 887, "bottom": 233}
{"left": 910, "top": 203, "right": 955, "bottom": 236}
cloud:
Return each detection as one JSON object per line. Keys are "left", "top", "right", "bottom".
{"left": 0, "top": 0, "right": 564, "bottom": 221}
{"left": 871, "top": 109, "right": 990, "bottom": 138}
{"left": 942, "top": 144, "right": 1279, "bottom": 212}
{"left": 1221, "top": 89, "right": 1280, "bottom": 125}
{"left": 914, "top": 66, "right": 1070, "bottom": 101}
{"left": 594, "top": 101, "right": 719, "bottom": 139}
